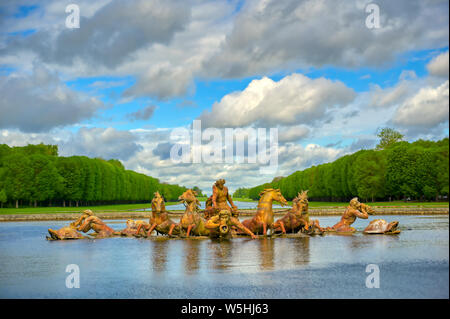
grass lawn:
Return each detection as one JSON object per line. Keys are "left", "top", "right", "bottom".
{"left": 0, "top": 201, "right": 180, "bottom": 215}
{"left": 0, "top": 199, "right": 447, "bottom": 215}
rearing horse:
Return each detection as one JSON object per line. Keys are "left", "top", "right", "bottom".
{"left": 177, "top": 189, "right": 210, "bottom": 237}
{"left": 273, "top": 190, "right": 323, "bottom": 234}
{"left": 241, "top": 188, "right": 288, "bottom": 236}
{"left": 136, "top": 191, "right": 179, "bottom": 237}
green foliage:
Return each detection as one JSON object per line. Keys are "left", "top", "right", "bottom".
{"left": 376, "top": 127, "right": 404, "bottom": 150}
{"left": 192, "top": 186, "right": 204, "bottom": 197}
{"left": 0, "top": 189, "right": 7, "bottom": 206}
{"left": 247, "top": 138, "right": 449, "bottom": 202}
{"left": 0, "top": 143, "right": 187, "bottom": 207}
{"left": 233, "top": 187, "right": 250, "bottom": 198}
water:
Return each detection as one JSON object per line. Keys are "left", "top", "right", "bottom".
{"left": 142, "top": 200, "right": 286, "bottom": 211}
{"left": 0, "top": 215, "right": 448, "bottom": 298}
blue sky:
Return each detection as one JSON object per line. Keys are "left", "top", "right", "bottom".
{"left": 0, "top": 0, "right": 448, "bottom": 193}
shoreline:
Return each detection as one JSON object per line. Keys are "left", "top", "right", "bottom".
{"left": 1, "top": 207, "right": 448, "bottom": 221}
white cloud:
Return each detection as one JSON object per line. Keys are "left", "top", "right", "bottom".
{"left": 204, "top": 0, "right": 449, "bottom": 77}
{"left": 0, "top": 127, "right": 142, "bottom": 161}
{"left": 393, "top": 80, "right": 449, "bottom": 128}
{"left": 198, "top": 74, "right": 355, "bottom": 128}
{"left": 427, "top": 51, "right": 449, "bottom": 78}
{"left": 2, "top": 0, "right": 447, "bottom": 101}
{"left": 278, "top": 125, "right": 310, "bottom": 143}
{"left": 0, "top": 64, "right": 105, "bottom": 132}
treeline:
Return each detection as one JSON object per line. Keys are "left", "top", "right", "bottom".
{"left": 0, "top": 143, "right": 187, "bottom": 208}
{"left": 237, "top": 138, "right": 449, "bottom": 202}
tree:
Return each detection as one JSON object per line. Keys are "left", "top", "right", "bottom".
{"left": 0, "top": 189, "right": 7, "bottom": 208}
{"left": 353, "top": 150, "right": 386, "bottom": 202}
{"left": 192, "top": 186, "right": 204, "bottom": 197}
{"left": 3, "top": 153, "right": 33, "bottom": 208}
{"left": 376, "top": 128, "right": 404, "bottom": 150}
{"left": 29, "top": 154, "right": 62, "bottom": 207}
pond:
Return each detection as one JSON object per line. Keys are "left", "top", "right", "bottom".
{"left": 0, "top": 215, "right": 448, "bottom": 298}
{"left": 141, "top": 200, "right": 286, "bottom": 211}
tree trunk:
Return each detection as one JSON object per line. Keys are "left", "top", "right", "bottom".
{"left": 34, "top": 200, "right": 37, "bottom": 208}
{"left": 16, "top": 200, "right": 18, "bottom": 208}
{"left": 69, "top": 200, "right": 72, "bottom": 207}
{"left": 63, "top": 200, "right": 66, "bottom": 207}
{"left": 76, "top": 201, "right": 79, "bottom": 207}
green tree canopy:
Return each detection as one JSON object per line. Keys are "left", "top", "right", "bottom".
{"left": 376, "top": 128, "right": 404, "bottom": 150}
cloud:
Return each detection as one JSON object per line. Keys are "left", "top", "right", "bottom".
{"left": 152, "top": 142, "right": 173, "bottom": 160}
{"left": 127, "top": 105, "right": 157, "bottom": 121}
{"left": 427, "top": 51, "right": 449, "bottom": 77}
{"left": 198, "top": 74, "right": 355, "bottom": 128}
{"left": 368, "top": 81, "right": 411, "bottom": 108}
{"left": 203, "top": 0, "right": 449, "bottom": 78}
{"left": 392, "top": 80, "right": 449, "bottom": 130}
{"left": 278, "top": 125, "right": 310, "bottom": 143}
{"left": 123, "top": 63, "right": 194, "bottom": 100}
{"left": 0, "top": 64, "right": 105, "bottom": 132}
{"left": 3, "top": 0, "right": 447, "bottom": 102}
{"left": 61, "top": 127, "right": 143, "bottom": 160}
{"left": 348, "top": 137, "right": 377, "bottom": 152}
{"left": 11, "top": 0, "right": 191, "bottom": 69}
{"left": 0, "top": 126, "right": 142, "bottom": 161}
{"left": 277, "top": 142, "right": 345, "bottom": 174}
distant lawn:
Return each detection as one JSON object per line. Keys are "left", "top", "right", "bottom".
{"left": 235, "top": 199, "right": 448, "bottom": 208}
{"left": 0, "top": 201, "right": 180, "bottom": 215}
{"left": 0, "top": 199, "right": 447, "bottom": 215}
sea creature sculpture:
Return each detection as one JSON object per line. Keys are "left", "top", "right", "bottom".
{"left": 205, "top": 210, "right": 256, "bottom": 239}
{"left": 46, "top": 209, "right": 94, "bottom": 240}
{"left": 47, "top": 223, "right": 85, "bottom": 240}
{"left": 363, "top": 219, "right": 400, "bottom": 234}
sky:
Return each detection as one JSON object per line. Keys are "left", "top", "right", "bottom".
{"left": 0, "top": 0, "right": 448, "bottom": 195}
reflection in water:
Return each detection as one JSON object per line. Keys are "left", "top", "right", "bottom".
{"left": 208, "top": 239, "right": 233, "bottom": 271}
{"left": 0, "top": 215, "right": 448, "bottom": 298}
{"left": 182, "top": 239, "right": 201, "bottom": 275}
{"left": 292, "top": 237, "right": 310, "bottom": 266}
{"left": 258, "top": 238, "right": 275, "bottom": 271}
{"left": 149, "top": 239, "right": 168, "bottom": 272}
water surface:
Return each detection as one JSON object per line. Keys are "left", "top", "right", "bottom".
{"left": 144, "top": 200, "right": 286, "bottom": 211}
{"left": 0, "top": 215, "right": 448, "bottom": 298}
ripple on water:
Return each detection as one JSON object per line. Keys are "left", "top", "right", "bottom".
{"left": 0, "top": 215, "right": 448, "bottom": 298}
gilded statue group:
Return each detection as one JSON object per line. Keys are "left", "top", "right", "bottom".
{"left": 47, "top": 179, "right": 400, "bottom": 240}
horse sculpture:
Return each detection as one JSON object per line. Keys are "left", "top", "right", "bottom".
{"left": 135, "top": 192, "right": 180, "bottom": 237}
{"left": 241, "top": 188, "right": 288, "bottom": 236}
{"left": 177, "top": 189, "right": 210, "bottom": 237}
{"left": 273, "top": 190, "right": 324, "bottom": 235}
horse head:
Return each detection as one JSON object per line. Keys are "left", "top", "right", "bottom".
{"left": 293, "top": 190, "right": 309, "bottom": 212}
{"left": 151, "top": 191, "right": 166, "bottom": 213}
{"left": 259, "top": 188, "right": 288, "bottom": 206}
{"left": 178, "top": 189, "right": 201, "bottom": 210}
